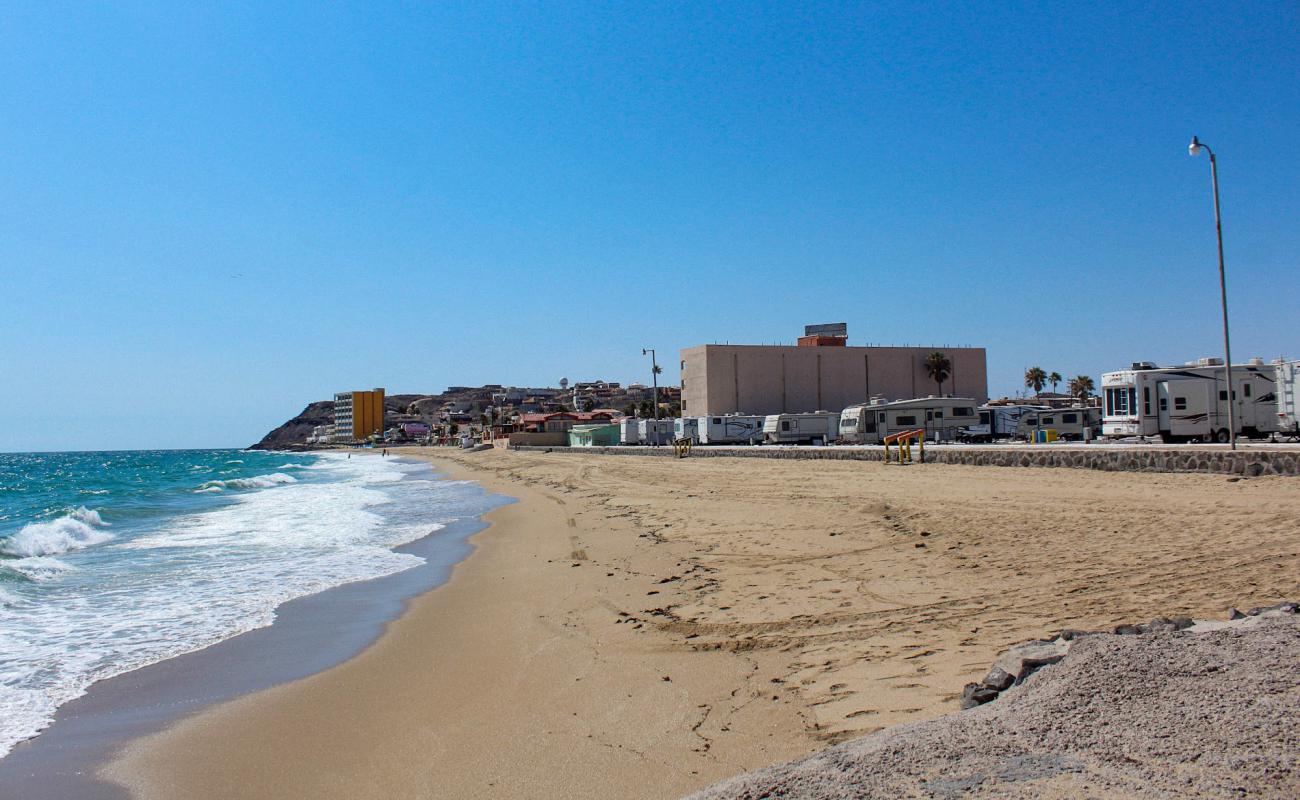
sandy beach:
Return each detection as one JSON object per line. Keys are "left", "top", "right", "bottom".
{"left": 104, "top": 449, "right": 1300, "bottom": 799}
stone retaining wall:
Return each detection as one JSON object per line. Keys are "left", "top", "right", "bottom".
{"left": 509, "top": 444, "right": 1300, "bottom": 476}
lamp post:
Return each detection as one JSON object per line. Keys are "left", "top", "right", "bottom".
{"left": 1188, "top": 136, "right": 1236, "bottom": 450}
{"left": 642, "top": 348, "right": 660, "bottom": 420}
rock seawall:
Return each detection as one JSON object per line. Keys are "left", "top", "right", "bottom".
{"left": 509, "top": 444, "right": 1300, "bottom": 476}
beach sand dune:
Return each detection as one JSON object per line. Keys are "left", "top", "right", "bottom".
{"left": 106, "top": 450, "right": 1300, "bottom": 799}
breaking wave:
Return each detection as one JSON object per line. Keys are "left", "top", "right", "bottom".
{"left": 195, "top": 473, "right": 298, "bottom": 493}
{"left": 0, "top": 508, "right": 112, "bottom": 558}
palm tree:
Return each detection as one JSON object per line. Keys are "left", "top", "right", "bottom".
{"left": 652, "top": 364, "right": 663, "bottom": 376}
{"left": 1025, "top": 366, "right": 1048, "bottom": 397}
{"left": 1068, "top": 375, "right": 1095, "bottom": 405}
{"left": 923, "top": 351, "right": 952, "bottom": 396}
{"left": 1048, "top": 372, "right": 1062, "bottom": 395}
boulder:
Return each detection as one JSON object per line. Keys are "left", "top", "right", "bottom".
{"left": 993, "top": 639, "right": 1071, "bottom": 685}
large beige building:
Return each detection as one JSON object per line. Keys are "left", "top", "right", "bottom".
{"left": 680, "top": 342, "right": 987, "bottom": 416}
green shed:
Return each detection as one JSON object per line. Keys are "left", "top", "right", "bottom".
{"left": 568, "top": 423, "right": 621, "bottom": 447}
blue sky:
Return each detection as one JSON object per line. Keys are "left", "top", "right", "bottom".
{"left": 2, "top": 2, "right": 1297, "bottom": 451}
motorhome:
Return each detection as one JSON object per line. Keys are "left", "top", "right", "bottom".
{"left": 618, "top": 417, "right": 641, "bottom": 445}
{"left": 960, "top": 404, "right": 1049, "bottom": 442}
{"left": 838, "top": 397, "right": 980, "bottom": 444}
{"left": 639, "top": 418, "right": 675, "bottom": 446}
{"left": 1275, "top": 358, "right": 1299, "bottom": 439}
{"left": 762, "top": 412, "right": 839, "bottom": 445}
{"left": 1101, "top": 358, "right": 1281, "bottom": 442}
{"left": 673, "top": 417, "right": 700, "bottom": 443}
{"left": 1015, "top": 407, "right": 1101, "bottom": 441}
{"left": 697, "top": 414, "right": 764, "bottom": 444}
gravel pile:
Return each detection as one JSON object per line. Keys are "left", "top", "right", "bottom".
{"left": 688, "top": 613, "right": 1299, "bottom": 799}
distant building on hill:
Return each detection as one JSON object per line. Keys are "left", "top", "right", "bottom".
{"left": 333, "top": 388, "right": 386, "bottom": 442}
{"left": 680, "top": 325, "right": 987, "bottom": 416}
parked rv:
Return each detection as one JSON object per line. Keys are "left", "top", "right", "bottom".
{"left": 1015, "top": 407, "right": 1101, "bottom": 441}
{"left": 618, "top": 417, "right": 641, "bottom": 445}
{"left": 697, "top": 414, "right": 765, "bottom": 444}
{"left": 839, "top": 397, "right": 980, "bottom": 444}
{"left": 674, "top": 417, "right": 700, "bottom": 443}
{"left": 639, "top": 418, "right": 676, "bottom": 446}
{"left": 1275, "top": 358, "right": 1299, "bottom": 440}
{"left": 762, "top": 412, "right": 840, "bottom": 445}
{"left": 1101, "top": 358, "right": 1280, "bottom": 443}
{"left": 960, "top": 404, "right": 1048, "bottom": 443}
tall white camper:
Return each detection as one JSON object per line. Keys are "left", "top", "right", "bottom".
{"left": 1014, "top": 407, "right": 1101, "bottom": 441}
{"left": 674, "top": 417, "right": 701, "bottom": 443}
{"left": 618, "top": 417, "right": 641, "bottom": 445}
{"left": 960, "top": 404, "right": 1048, "bottom": 442}
{"left": 762, "top": 412, "right": 839, "bottom": 445}
{"left": 639, "top": 418, "right": 676, "bottom": 446}
{"left": 839, "top": 397, "right": 980, "bottom": 444}
{"left": 1275, "top": 358, "right": 1299, "bottom": 439}
{"left": 697, "top": 414, "right": 764, "bottom": 444}
{"left": 1101, "top": 358, "right": 1280, "bottom": 442}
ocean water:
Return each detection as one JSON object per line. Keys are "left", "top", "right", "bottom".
{"left": 0, "top": 449, "right": 491, "bottom": 759}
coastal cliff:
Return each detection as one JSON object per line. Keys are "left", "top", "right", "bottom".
{"left": 248, "top": 391, "right": 487, "bottom": 450}
{"left": 247, "top": 401, "right": 336, "bottom": 450}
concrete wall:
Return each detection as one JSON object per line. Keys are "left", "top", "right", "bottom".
{"left": 508, "top": 444, "right": 1300, "bottom": 477}
{"left": 507, "top": 432, "right": 569, "bottom": 447}
{"left": 680, "top": 345, "right": 987, "bottom": 417}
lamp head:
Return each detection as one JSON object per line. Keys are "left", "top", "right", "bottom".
{"left": 642, "top": 348, "right": 647, "bottom": 355}
{"left": 1189, "top": 135, "right": 1203, "bottom": 157}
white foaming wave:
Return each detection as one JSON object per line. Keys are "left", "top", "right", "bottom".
{"left": 194, "top": 472, "right": 298, "bottom": 493}
{"left": 0, "top": 509, "right": 112, "bottom": 558}
{"left": 2, "top": 557, "right": 75, "bottom": 581}
{"left": 0, "top": 454, "right": 466, "bottom": 759}
{"left": 225, "top": 459, "right": 244, "bottom": 464}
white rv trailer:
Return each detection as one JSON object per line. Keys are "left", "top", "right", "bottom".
{"left": 639, "top": 418, "right": 676, "bottom": 446}
{"left": 697, "top": 414, "right": 764, "bottom": 444}
{"left": 1014, "top": 407, "right": 1101, "bottom": 441}
{"left": 960, "top": 404, "right": 1049, "bottom": 442}
{"left": 618, "top": 417, "right": 641, "bottom": 445}
{"left": 762, "top": 412, "right": 840, "bottom": 445}
{"left": 1275, "top": 358, "right": 1299, "bottom": 439}
{"left": 673, "top": 417, "right": 701, "bottom": 443}
{"left": 1101, "top": 358, "right": 1280, "bottom": 443}
{"left": 838, "top": 397, "right": 980, "bottom": 444}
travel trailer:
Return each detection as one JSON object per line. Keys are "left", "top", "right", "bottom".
{"left": 618, "top": 417, "right": 641, "bottom": 445}
{"left": 960, "top": 404, "right": 1049, "bottom": 442}
{"left": 639, "top": 418, "right": 676, "bottom": 446}
{"left": 762, "top": 412, "right": 839, "bottom": 445}
{"left": 697, "top": 414, "right": 764, "bottom": 444}
{"left": 1015, "top": 407, "right": 1101, "bottom": 441}
{"left": 673, "top": 417, "right": 700, "bottom": 443}
{"left": 1101, "top": 358, "right": 1281, "bottom": 442}
{"left": 838, "top": 397, "right": 980, "bottom": 444}
{"left": 1275, "top": 358, "right": 1299, "bottom": 439}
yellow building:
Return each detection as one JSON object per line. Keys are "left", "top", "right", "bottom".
{"left": 333, "top": 388, "right": 386, "bottom": 442}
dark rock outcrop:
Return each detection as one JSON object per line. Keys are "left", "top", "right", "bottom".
{"left": 247, "top": 401, "right": 335, "bottom": 450}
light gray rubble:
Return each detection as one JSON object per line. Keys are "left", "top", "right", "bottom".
{"left": 688, "top": 608, "right": 1299, "bottom": 799}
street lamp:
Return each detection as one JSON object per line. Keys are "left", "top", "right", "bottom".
{"left": 642, "top": 348, "right": 660, "bottom": 420}
{"left": 1188, "top": 135, "right": 1236, "bottom": 450}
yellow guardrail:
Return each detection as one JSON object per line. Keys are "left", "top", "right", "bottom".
{"left": 883, "top": 428, "right": 926, "bottom": 464}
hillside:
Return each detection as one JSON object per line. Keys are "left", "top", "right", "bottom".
{"left": 247, "top": 391, "right": 497, "bottom": 450}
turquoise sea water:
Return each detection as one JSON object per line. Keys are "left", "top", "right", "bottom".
{"left": 0, "top": 449, "right": 492, "bottom": 759}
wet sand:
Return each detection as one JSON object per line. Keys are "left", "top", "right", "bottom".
{"left": 105, "top": 449, "right": 1300, "bottom": 799}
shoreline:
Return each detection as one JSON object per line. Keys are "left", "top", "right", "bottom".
{"left": 0, "top": 455, "right": 508, "bottom": 799}
{"left": 102, "top": 448, "right": 815, "bottom": 799}
{"left": 60, "top": 448, "right": 1300, "bottom": 799}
